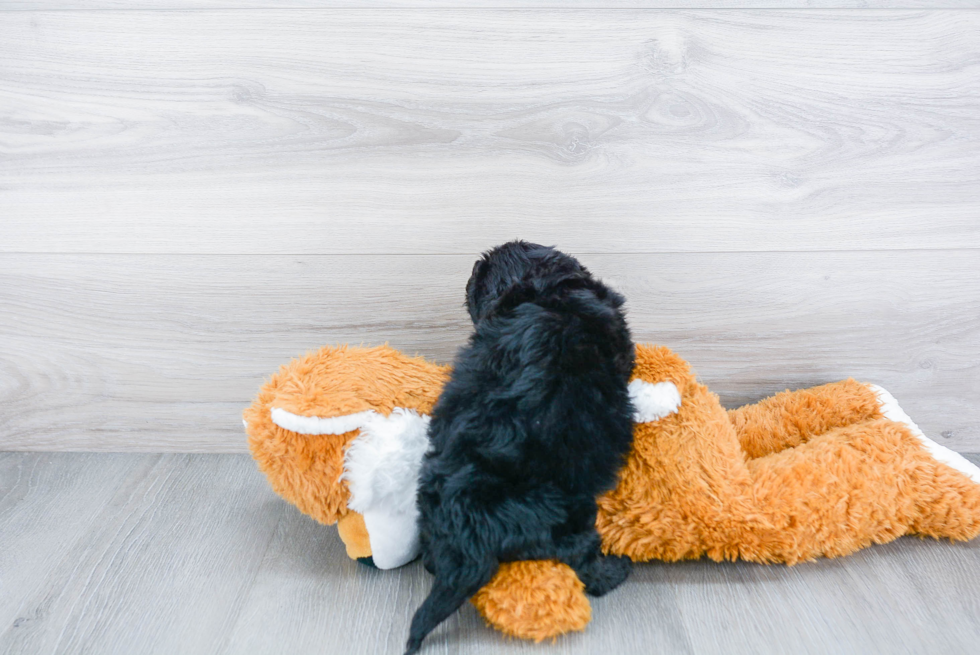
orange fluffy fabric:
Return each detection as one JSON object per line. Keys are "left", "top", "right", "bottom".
{"left": 245, "top": 343, "right": 980, "bottom": 642}
{"left": 243, "top": 344, "right": 449, "bottom": 525}
{"left": 471, "top": 561, "right": 591, "bottom": 642}
{"left": 596, "top": 346, "right": 980, "bottom": 564}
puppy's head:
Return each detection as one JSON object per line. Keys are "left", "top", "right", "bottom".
{"left": 465, "top": 240, "right": 588, "bottom": 322}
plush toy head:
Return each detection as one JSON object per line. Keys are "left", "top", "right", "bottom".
{"left": 243, "top": 343, "right": 673, "bottom": 570}
{"left": 243, "top": 344, "right": 449, "bottom": 568}
{"left": 245, "top": 342, "right": 980, "bottom": 642}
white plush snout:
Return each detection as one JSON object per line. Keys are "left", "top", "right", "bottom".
{"left": 340, "top": 409, "right": 431, "bottom": 569}
{"left": 629, "top": 379, "right": 682, "bottom": 422}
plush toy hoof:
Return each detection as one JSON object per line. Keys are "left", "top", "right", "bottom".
{"left": 868, "top": 384, "right": 980, "bottom": 484}
{"left": 471, "top": 560, "right": 591, "bottom": 642}
{"left": 357, "top": 556, "right": 377, "bottom": 568}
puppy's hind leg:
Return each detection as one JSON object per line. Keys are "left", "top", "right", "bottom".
{"left": 560, "top": 530, "right": 632, "bottom": 598}
{"left": 405, "top": 555, "right": 498, "bottom": 655}
{"left": 576, "top": 551, "right": 632, "bottom": 597}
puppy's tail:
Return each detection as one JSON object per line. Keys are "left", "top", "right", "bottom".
{"left": 404, "top": 559, "right": 497, "bottom": 655}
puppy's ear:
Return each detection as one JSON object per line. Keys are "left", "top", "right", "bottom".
{"left": 465, "top": 257, "right": 489, "bottom": 322}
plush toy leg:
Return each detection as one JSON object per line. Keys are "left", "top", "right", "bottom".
{"left": 743, "top": 417, "right": 980, "bottom": 564}
{"left": 868, "top": 385, "right": 980, "bottom": 487}
{"left": 470, "top": 561, "right": 591, "bottom": 642}
{"left": 598, "top": 377, "right": 758, "bottom": 563}
{"left": 728, "top": 379, "right": 882, "bottom": 459}
{"left": 866, "top": 385, "right": 980, "bottom": 538}
{"left": 337, "top": 511, "right": 373, "bottom": 560}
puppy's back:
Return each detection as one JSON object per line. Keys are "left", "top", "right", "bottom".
{"left": 406, "top": 249, "right": 635, "bottom": 654}
{"left": 428, "top": 286, "right": 633, "bottom": 489}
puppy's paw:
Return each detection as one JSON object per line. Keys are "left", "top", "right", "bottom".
{"left": 580, "top": 554, "right": 632, "bottom": 597}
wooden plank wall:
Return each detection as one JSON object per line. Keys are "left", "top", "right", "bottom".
{"left": 1, "top": 6, "right": 978, "bottom": 452}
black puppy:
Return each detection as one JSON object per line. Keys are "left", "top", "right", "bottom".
{"left": 405, "top": 241, "right": 635, "bottom": 654}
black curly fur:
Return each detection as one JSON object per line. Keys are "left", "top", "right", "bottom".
{"left": 405, "top": 241, "right": 635, "bottom": 654}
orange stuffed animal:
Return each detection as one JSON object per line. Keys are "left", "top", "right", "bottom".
{"left": 244, "top": 343, "right": 980, "bottom": 641}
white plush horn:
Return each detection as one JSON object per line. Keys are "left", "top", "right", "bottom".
{"left": 270, "top": 407, "right": 380, "bottom": 435}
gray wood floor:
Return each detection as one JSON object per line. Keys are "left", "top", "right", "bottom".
{"left": 2, "top": 452, "right": 980, "bottom": 655}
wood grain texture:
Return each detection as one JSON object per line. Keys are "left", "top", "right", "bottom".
{"left": 0, "top": 453, "right": 282, "bottom": 655}
{"left": 1, "top": 453, "right": 979, "bottom": 654}
{"left": 5, "top": 1, "right": 980, "bottom": 9}
{"left": 664, "top": 532, "right": 980, "bottom": 654}
{"left": 3, "top": 10, "right": 980, "bottom": 253}
{"left": 0, "top": 453, "right": 146, "bottom": 634}
{"left": 1, "top": 250, "right": 977, "bottom": 452}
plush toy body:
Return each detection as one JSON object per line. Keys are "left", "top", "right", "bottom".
{"left": 597, "top": 346, "right": 980, "bottom": 565}
{"left": 244, "top": 344, "right": 980, "bottom": 642}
